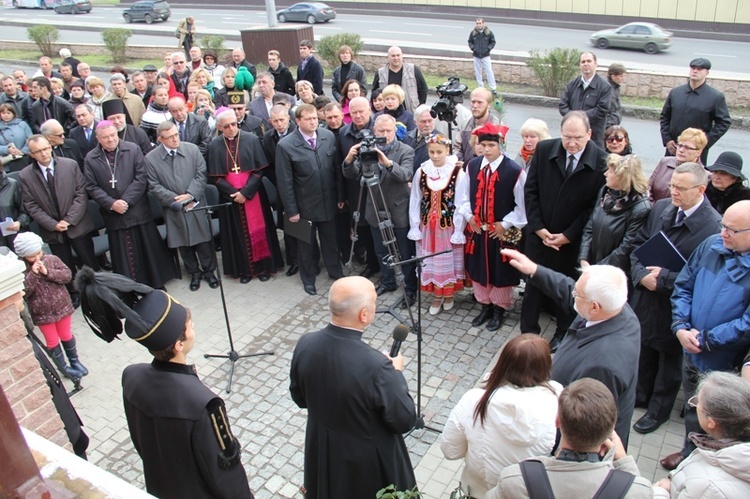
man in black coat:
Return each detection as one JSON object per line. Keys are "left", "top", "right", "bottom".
{"left": 659, "top": 58, "right": 731, "bottom": 165}
{"left": 522, "top": 111, "right": 607, "bottom": 351}
{"left": 629, "top": 162, "right": 721, "bottom": 435}
{"left": 230, "top": 48, "right": 257, "bottom": 80}
{"left": 167, "top": 96, "right": 212, "bottom": 156}
{"left": 130, "top": 70, "right": 153, "bottom": 108}
{"left": 297, "top": 40, "right": 324, "bottom": 96}
{"left": 103, "top": 99, "right": 153, "bottom": 156}
{"left": 29, "top": 77, "right": 76, "bottom": 133}
{"left": 290, "top": 276, "right": 416, "bottom": 499}
{"left": 276, "top": 104, "right": 344, "bottom": 295}
{"left": 69, "top": 104, "right": 99, "bottom": 158}
{"left": 503, "top": 248, "right": 640, "bottom": 450}
{"left": 267, "top": 49, "right": 295, "bottom": 96}
{"left": 41, "top": 119, "right": 84, "bottom": 171}
{"left": 558, "top": 52, "right": 612, "bottom": 148}
{"left": 468, "top": 18, "right": 497, "bottom": 94}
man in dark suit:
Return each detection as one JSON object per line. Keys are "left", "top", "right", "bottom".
{"left": 629, "top": 162, "right": 721, "bottom": 437}
{"left": 130, "top": 71, "right": 152, "bottom": 109}
{"left": 248, "top": 73, "right": 277, "bottom": 126}
{"left": 69, "top": 104, "right": 98, "bottom": 158}
{"left": 262, "top": 104, "right": 298, "bottom": 276}
{"left": 230, "top": 47, "right": 257, "bottom": 80}
{"left": 167, "top": 96, "right": 212, "bottom": 156}
{"left": 40, "top": 119, "right": 84, "bottom": 171}
{"left": 342, "top": 114, "right": 417, "bottom": 304}
{"left": 504, "top": 248, "right": 640, "bottom": 450}
{"left": 20, "top": 134, "right": 99, "bottom": 306}
{"left": 290, "top": 276, "right": 416, "bottom": 499}
{"left": 276, "top": 104, "right": 345, "bottom": 295}
{"left": 558, "top": 52, "right": 612, "bottom": 148}
{"left": 29, "top": 76, "right": 76, "bottom": 133}
{"left": 522, "top": 111, "right": 607, "bottom": 352}
{"left": 297, "top": 40, "right": 324, "bottom": 96}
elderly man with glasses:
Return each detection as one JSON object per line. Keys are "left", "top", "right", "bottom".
{"left": 629, "top": 162, "right": 721, "bottom": 440}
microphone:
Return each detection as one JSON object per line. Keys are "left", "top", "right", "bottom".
{"left": 169, "top": 198, "right": 193, "bottom": 212}
{"left": 389, "top": 324, "right": 410, "bottom": 357}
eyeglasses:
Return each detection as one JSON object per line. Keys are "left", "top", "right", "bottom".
{"left": 224, "top": 122, "right": 238, "bottom": 128}
{"left": 173, "top": 61, "right": 186, "bottom": 65}
{"left": 668, "top": 183, "right": 702, "bottom": 193}
{"left": 720, "top": 223, "right": 750, "bottom": 237}
{"left": 677, "top": 143, "right": 700, "bottom": 151}
{"left": 687, "top": 395, "right": 699, "bottom": 409}
{"left": 29, "top": 146, "right": 52, "bottom": 154}
{"left": 606, "top": 136, "right": 625, "bottom": 143}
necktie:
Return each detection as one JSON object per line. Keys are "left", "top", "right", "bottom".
{"left": 45, "top": 167, "right": 60, "bottom": 216}
{"left": 178, "top": 121, "right": 185, "bottom": 141}
{"left": 308, "top": 138, "right": 316, "bottom": 149}
{"left": 169, "top": 150, "right": 176, "bottom": 159}
{"left": 566, "top": 155, "right": 576, "bottom": 176}
{"left": 85, "top": 128, "right": 91, "bottom": 142}
{"left": 676, "top": 210, "right": 686, "bottom": 225}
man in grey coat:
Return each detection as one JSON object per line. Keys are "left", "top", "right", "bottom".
{"left": 145, "top": 121, "right": 218, "bottom": 292}
{"left": 559, "top": 52, "right": 612, "bottom": 148}
{"left": 276, "top": 103, "right": 345, "bottom": 296}
{"left": 342, "top": 114, "right": 417, "bottom": 303}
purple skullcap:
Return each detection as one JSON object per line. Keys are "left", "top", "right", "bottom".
{"left": 97, "top": 120, "right": 115, "bottom": 129}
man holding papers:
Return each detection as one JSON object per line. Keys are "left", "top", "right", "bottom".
{"left": 629, "top": 162, "right": 720, "bottom": 436}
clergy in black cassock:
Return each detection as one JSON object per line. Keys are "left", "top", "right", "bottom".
{"left": 206, "top": 110, "right": 282, "bottom": 282}
{"left": 84, "top": 121, "right": 178, "bottom": 288}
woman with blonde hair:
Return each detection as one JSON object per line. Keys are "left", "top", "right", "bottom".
{"left": 85, "top": 76, "right": 113, "bottom": 121}
{"left": 514, "top": 118, "right": 550, "bottom": 169}
{"left": 294, "top": 80, "right": 317, "bottom": 107}
{"left": 579, "top": 154, "right": 650, "bottom": 276}
{"left": 442, "top": 334, "right": 562, "bottom": 498}
{"left": 194, "top": 89, "right": 217, "bottom": 131}
{"left": 649, "top": 128, "right": 707, "bottom": 202}
{"left": 190, "top": 67, "right": 215, "bottom": 101}
{"left": 213, "top": 67, "right": 238, "bottom": 108}
{"left": 375, "top": 84, "right": 415, "bottom": 131}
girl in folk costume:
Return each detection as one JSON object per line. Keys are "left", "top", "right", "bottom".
{"left": 408, "top": 134, "right": 468, "bottom": 315}
{"left": 457, "top": 123, "right": 527, "bottom": 331}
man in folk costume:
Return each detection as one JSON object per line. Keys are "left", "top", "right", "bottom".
{"left": 458, "top": 123, "right": 527, "bottom": 331}
{"left": 206, "top": 110, "right": 282, "bottom": 283}
{"left": 145, "top": 121, "right": 219, "bottom": 292}
{"left": 84, "top": 121, "right": 178, "bottom": 289}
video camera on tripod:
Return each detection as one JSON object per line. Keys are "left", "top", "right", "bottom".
{"left": 356, "top": 129, "right": 387, "bottom": 177}
{"left": 430, "top": 76, "right": 468, "bottom": 124}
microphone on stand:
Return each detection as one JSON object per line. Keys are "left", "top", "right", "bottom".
{"left": 169, "top": 198, "right": 193, "bottom": 212}
{"left": 389, "top": 324, "right": 410, "bottom": 357}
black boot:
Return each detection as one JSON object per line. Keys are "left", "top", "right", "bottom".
{"left": 49, "top": 344, "right": 80, "bottom": 381}
{"left": 549, "top": 330, "right": 567, "bottom": 354}
{"left": 62, "top": 338, "right": 88, "bottom": 377}
{"left": 486, "top": 306, "right": 506, "bottom": 331}
{"left": 471, "top": 304, "right": 493, "bottom": 327}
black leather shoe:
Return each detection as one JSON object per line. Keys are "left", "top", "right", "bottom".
{"left": 240, "top": 276, "right": 252, "bottom": 284}
{"left": 486, "top": 307, "right": 505, "bottom": 331}
{"left": 259, "top": 272, "right": 271, "bottom": 282}
{"left": 400, "top": 293, "right": 416, "bottom": 309}
{"left": 471, "top": 304, "right": 493, "bottom": 327}
{"left": 375, "top": 284, "right": 397, "bottom": 295}
{"left": 304, "top": 284, "right": 317, "bottom": 295}
{"left": 549, "top": 331, "right": 566, "bottom": 353}
{"left": 205, "top": 273, "right": 219, "bottom": 289}
{"left": 633, "top": 414, "right": 665, "bottom": 434}
{"left": 285, "top": 264, "right": 299, "bottom": 276}
{"left": 190, "top": 274, "right": 202, "bottom": 291}
{"left": 359, "top": 267, "right": 379, "bottom": 278}
{"left": 660, "top": 452, "right": 685, "bottom": 471}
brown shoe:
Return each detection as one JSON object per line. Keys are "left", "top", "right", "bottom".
{"left": 660, "top": 451, "right": 685, "bottom": 470}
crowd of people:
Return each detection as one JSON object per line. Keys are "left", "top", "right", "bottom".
{"left": 1, "top": 19, "right": 750, "bottom": 498}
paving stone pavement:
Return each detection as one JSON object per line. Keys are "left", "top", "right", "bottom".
{"left": 63, "top": 255, "right": 676, "bottom": 498}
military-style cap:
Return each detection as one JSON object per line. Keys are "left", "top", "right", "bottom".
{"left": 689, "top": 58, "right": 711, "bottom": 70}
{"left": 227, "top": 91, "right": 246, "bottom": 106}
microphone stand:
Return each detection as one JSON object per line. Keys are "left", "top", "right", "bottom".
{"left": 193, "top": 202, "right": 275, "bottom": 393}
{"left": 391, "top": 249, "right": 452, "bottom": 436}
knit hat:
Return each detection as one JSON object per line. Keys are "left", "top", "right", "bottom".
{"left": 75, "top": 267, "right": 187, "bottom": 351}
{"left": 13, "top": 232, "right": 43, "bottom": 258}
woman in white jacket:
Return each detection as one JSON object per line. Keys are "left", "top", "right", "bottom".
{"left": 654, "top": 371, "right": 750, "bottom": 498}
{"left": 441, "top": 333, "right": 562, "bottom": 498}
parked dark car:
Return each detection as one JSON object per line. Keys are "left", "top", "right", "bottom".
{"left": 54, "top": 0, "right": 92, "bottom": 14}
{"left": 277, "top": 2, "right": 336, "bottom": 24}
{"left": 122, "top": 0, "right": 171, "bottom": 24}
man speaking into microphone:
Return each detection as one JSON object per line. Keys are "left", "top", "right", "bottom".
{"left": 290, "top": 276, "right": 417, "bottom": 498}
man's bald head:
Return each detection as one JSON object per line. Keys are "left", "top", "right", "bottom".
{"left": 721, "top": 200, "right": 750, "bottom": 253}
{"left": 349, "top": 97, "right": 371, "bottom": 128}
{"left": 329, "top": 276, "right": 377, "bottom": 328}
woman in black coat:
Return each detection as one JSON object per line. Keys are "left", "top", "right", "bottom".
{"left": 579, "top": 154, "right": 650, "bottom": 276}
{"left": 331, "top": 45, "right": 368, "bottom": 103}
{"left": 705, "top": 151, "right": 750, "bottom": 214}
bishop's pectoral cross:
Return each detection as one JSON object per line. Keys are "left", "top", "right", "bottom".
{"left": 231, "top": 162, "right": 240, "bottom": 174}
{"left": 110, "top": 176, "right": 118, "bottom": 189}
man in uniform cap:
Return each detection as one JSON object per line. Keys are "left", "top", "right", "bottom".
{"left": 75, "top": 270, "right": 254, "bottom": 499}
{"left": 226, "top": 90, "right": 265, "bottom": 138}
{"left": 102, "top": 98, "right": 152, "bottom": 155}
{"left": 660, "top": 57, "right": 731, "bottom": 164}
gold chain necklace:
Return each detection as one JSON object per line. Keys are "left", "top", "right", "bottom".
{"left": 223, "top": 132, "right": 241, "bottom": 174}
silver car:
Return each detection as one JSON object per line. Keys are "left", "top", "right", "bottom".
{"left": 590, "top": 22, "right": 673, "bottom": 54}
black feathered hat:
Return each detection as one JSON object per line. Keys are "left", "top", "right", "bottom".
{"left": 75, "top": 267, "right": 187, "bottom": 351}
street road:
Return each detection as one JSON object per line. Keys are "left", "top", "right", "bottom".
{"left": 1, "top": 5, "right": 749, "bottom": 77}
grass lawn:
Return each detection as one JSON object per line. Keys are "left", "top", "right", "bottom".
{"left": 0, "top": 50, "right": 162, "bottom": 69}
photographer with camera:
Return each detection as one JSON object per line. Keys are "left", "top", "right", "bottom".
{"left": 454, "top": 87, "right": 501, "bottom": 165}
{"left": 342, "top": 114, "right": 417, "bottom": 304}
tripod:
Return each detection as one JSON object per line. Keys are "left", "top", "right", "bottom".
{"left": 195, "top": 201, "right": 275, "bottom": 393}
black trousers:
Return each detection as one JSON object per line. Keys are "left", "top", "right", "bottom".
{"left": 297, "top": 219, "right": 343, "bottom": 287}
{"left": 49, "top": 233, "right": 99, "bottom": 294}
{"left": 178, "top": 241, "right": 216, "bottom": 276}
{"left": 680, "top": 358, "right": 704, "bottom": 458}
{"left": 519, "top": 283, "right": 575, "bottom": 335}
{"left": 636, "top": 343, "right": 683, "bottom": 423}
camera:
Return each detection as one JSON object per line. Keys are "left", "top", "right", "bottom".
{"left": 356, "top": 129, "right": 386, "bottom": 177}
{"left": 431, "top": 77, "right": 468, "bottom": 123}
